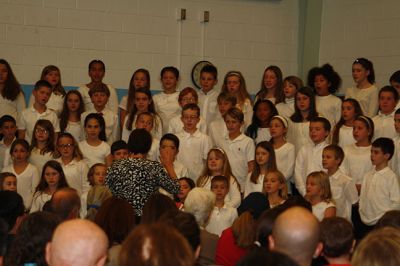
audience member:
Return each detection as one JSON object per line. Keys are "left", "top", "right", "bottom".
{"left": 141, "top": 193, "right": 178, "bottom": 224}
{"left": 49, "top": 187, "right": 81, "bottom": 220}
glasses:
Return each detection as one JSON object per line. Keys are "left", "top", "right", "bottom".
{"left": 35, "top": 128, "right": 48, "bottom": 134}
{"left": 58, "top": 144, "right": 74, "bottom": 149}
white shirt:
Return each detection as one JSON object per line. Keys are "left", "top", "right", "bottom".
{"left": 147, "top": 137, "right": 159, "bottom": 162}
{"left": 2, "top": 163, "right": 40, "bottom": 209}
{"left": 315, "top": 94, "right": 342, "bottom": 128}
{"left": 81, "top": 109, "right": 119, "bottom": 145}
{"left": 29, "top": 148, "right": 54, "bottom": 175}
{"left": 275, "top": 142, "right": 295, "bottom": 181}
{"left": 78, "top": 84, "right": 119, "bottom": 114}
{"left": 153, "top": 91, "right": 180, "bottom": 134}
{"left": 295, "top": 141, "right": 328, "bottom": 196}
{"left": 121, "top": 114, "right": 163, "bottom": 142}
{"left": 287, "top": 120, "right": 313, "bottom": 155}
{"left": 329, "top": 170, "right": 359, "bottom": 221}
{"left": 338, "top": 125, "right": 356, "bottom": 148}
{"left": 312, "top": 201, "right": 335, "bottom": 222}
{"left": 29, "top": 92, "right": 64, "bottom": 116}
{"left": 0, "top": 138, "right": 14, "bottom": 169}
{"left": 345, "top": 85, "right": 379, "bottom": 117}
{"left": 119, "top": 95, "right": 128, "bottom": 111}
{"left": 237, "top": 99, "right": 253, "bottom": 129}
{"left": 209, "top": 117, "right": 228, "bottom": 147}
{"left": 205, "top": 204, "right": 238, "bottom": 236}
{"left": 168, "top": 115, "right": 207, "bottom": 135}
{"left": 56, "top": 158, "right": 90, "bottom": 196}
{"left": 0, "top": 92, "right": 25, "bottom": 122}
{"left": 199, "top": 176, "right": 241, "bottom": 208}
{"left": 276, "top": 98, "right": 295, "bottom": 119}
{"left": 65, "top": 121, "right": 85, "bottom": 142}
{"left": 372, "top": 110, "right": 397, "bottom": 140}
{"left": 359, "top": 166, "right": 400, "bottom": 225}
{"left": 30, "top": 192, "right": 52, "bottom": 213}
{"left": 78, "top": 140, "right": 110, "bottom": 168}
{"left": 254, "top": 128, "right": 271, "bottom": 144}
{"left": 18, "top": 107, "right": 60, "bottom": 144}
{"left": 341, "top": 144, "right": 374, "bottom": 185}
{"left": 390, "top": 136, "right": 400, "bottom": 177}
{"left": 220, "top": 133, "right": 255, "bottom": 191}
{"left": 244, "top": 173, "right": 263, "bottom": 198}
{"left": 198, "top": 88, "right": 219, "bottom": 125}
{"left": 176, "top": 129, "right": 211, "bottom": 182}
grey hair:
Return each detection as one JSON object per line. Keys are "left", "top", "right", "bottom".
{"left": 184, "top": 188, "right": 216, "bottom": 227}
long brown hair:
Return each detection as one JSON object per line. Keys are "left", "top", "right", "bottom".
{"left": 31, "top": 119, "right": 56, "bottom": 156}
{"left": 231, "top": 211, "right": 256, "bottom": 248}
{"left": 251, "top": 141, "right": 277, "bottom": 184}
{"left": 0, "top": 59, "right": 23, "bottom": 101}
{"left": 54, "top": 132, "right": 83, "bottom": 161}
{"left": 126, "top": 69, "right": 151, "bottom": 115}
{"left": 59, "top": 90, "right": 85, "bottom": 132}
{"left": 221, "top": 71, "right": 251, "bottom": 106}
{"left": 40, "top": 65, "right": 66, "bottom": 96}
{"left": 34, "top": 160, "right": 69, "bottom": 193}
{"left": 332, "top": 98, "right": 363, "bottom": 145}
{"left": 257, "top": 65, "right": 284, "bottom": 104}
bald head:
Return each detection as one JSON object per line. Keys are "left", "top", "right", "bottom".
{"left": 46, "top": 219, "right": 108, "bottom": 266}
{"left": 50, "top": 188, "right": 81, "bottom": 220}
{"left": 269, "top": 207, "right": 321, "bottom": 266}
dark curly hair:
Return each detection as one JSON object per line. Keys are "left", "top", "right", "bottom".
{"left": 6, "top": 211, "right": 61, "bottom": 266}
{"left": 307, "top": 63, "right": 342, "bottom": 94}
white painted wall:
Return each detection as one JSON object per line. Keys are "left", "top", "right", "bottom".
{"left": 320, "top": 0, "right": 400, "bottom": 93}
{"left": 0, "top": 0, "right": 299, "bottom": 94}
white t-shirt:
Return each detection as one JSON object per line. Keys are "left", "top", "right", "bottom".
{"left": 372, "top": 110, "right": 397, "bottom": 140}
{"left": 276, "top": 98, "right": 295, "bottom": 119}
{"left": 30, "top": 192, "right": 52, "bottom": 213}
{"left": 65, "top": 121, "right": 85, "bottom": 142}
{"left": 78, "top": 140, "right": 110, "bottom": 168}
{"left": 315, "top": 94, "right": 342, "bottom": 128}
{"left": 153, "top": 91, "right": 180, "bottom": 134}
{"left": 287, "top": 120, "right": 313, "bottom": 155}
{"left": 237, "top": 99, "right": 253, "bottom": 129}
{"left": 312, "top": 201, "right": 336, "bottom": 222}
{"left": 29, "top": 148, "right": 54, "bottom": 175}
{"left": 274, "top": 142, "right": 295, "bottom": 181}
{"left": 341, "top": 144, "right": 374, "bottom": 185}
{"left": 198, "top": 175, "right": 241, "bottom": 208}
{"left": 391, "top": 136, "right": 400, "bottom": 177}
{"left": 2, "top": 163, "right": 40, "bottom": 209}
{"left": 337, "top": 125, "right": 355, "bottom": 148}
{"left": 359, "top": 167, "right": 400, "bottom": 225}
{"left": 29, "top": 92, "right": 64, "bottom": 117}
{"left": 0, "top": 92, "right": 26, "bottom": 122}
{"left": 209, "top": 117, "right": 228, "bottom": 148}
{"left": 254, "top": 128, "right": 271, "bottom": 144}
{"left": 168, "top": 115, "right": 207, "bottom": 135}
{"left": 198, "top": 88, "right": 219, "bottom": 125}
{"left": 345, "top": 85, "right": 379, "bottom": 117}
{"left": 78, "top": 84, "right": 119, "bottom": 114}
{"left": 56, "top": 158, "right": 90, "bottom": 196}
{"left": 244, "top": 173, "right": 263, "bottom": 198}
{"left": 81, "top": 109, "right": 119, "bottom": 145}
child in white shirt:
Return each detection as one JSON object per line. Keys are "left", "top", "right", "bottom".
{"left": 305, "top": 171, "right": 336, "bottom": 221}
{"left": 391, "top": 109, "right": 400, "bottom": 176}
{"left": 276, "top": 76, "right": 303, "bottom": 119}
{"left": 341, "top": 116, "right": 374, "bottom": 194}
{"left": 209, "top": 92, "right": 237, "bottom": 147}
{"left": 18, "top": 80, "right": 60, "bottom": 144}
{"left": 245, "top": 99, "right": 277, "bottom": 144}
{"left": 220, "top": 107, "right": 255, "bottom": 192}
{"left": 81, "top": 84, "right": 118, "bottom": 145}
{"left": 78, "top": 60, "right": 118, "bottom": 113}
{"left": 331, "top": 99, "right": 363, "bottom": 148}
{"left": 255, "top": 66, "right": 284, "bottom": 104}
{"left": 197, "top": 65, "right": 219, "bottom": 125}
{"left": 322, "top": 144, "right": 358, "bottom": 221}
{"left": 263, "top": 170, "right": 288, "bottom": 208}
{"left": 372, "top": 86, "right": 399, "bottom": 140}
{"left": 168, "top": 87, "right": 207, "bottom": 134}
{"left": 175, "top": 104, "right": 211, "bottom": 182}
{"left": 0, "top": 172, "right": 17, "bottom": 191}
{"left": 153, "top": 66, "right": 181, "bottom": 134}
{"left": 158, "top": 133, "right": 189, "bottom": 179}
{"left": 295, "top": 117, "right": 330, "bottom": 196}
{"left": 206, "top": 176, "right": 238, "bottom": 236}
{"left": 135, "top": 112, "right": 159, "bottom": 161}
{"left": 359, "top": 138, "right": 400, "bottom": 228}
{"left": 2, "top": 139, "right": 40, "bottom": 209}
{"left": 0, "top": 115, "right": 17, "bottom": 168}
{"left": 59, "top": 90, "right": 85, "bottom": 142}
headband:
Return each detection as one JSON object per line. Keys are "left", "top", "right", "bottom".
{"left": 357, "top": 115, "right": 372, "bottom": 128}
{"left": 272, "top": 115, "right": 288, "bottom": 128}
{"left": 212, "top": 147, "right": 226, "bottom": 154}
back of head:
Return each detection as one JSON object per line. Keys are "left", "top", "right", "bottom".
{"left": 238, "top": 192, "right": 269, "bottom": 220}
{"left": 0, "top": 218, "right": 7, "bottom": 258}
{"left": 119, "top": 223, "right": 194, "bottom": 266}
{"left": 237, "top": 248, "right": 299, "bottom": 266}
{"left": 0, "top": 191, "right": 24, "bottom": 231}
{"left": 352, "top": 227, "right": 400, "bottom": 266}
{"left": 271, "top": 207, "right": 320, "bottom": 266}
{"left": 320, "top": 217, "right": 354, "bottom": 259}
{"left": 49, "top": 188, "right": 81, "bottom": 221}
{"left": 232, "top": 211, "right": 256, "bottom": 249}
{"left": 141, "top": 193, "right": 178, "bottom": 224}
{"left": 183, "top": 188, "right": 215, "bottom": 227}
{"left": 46, "top": 219, "right": 108, "bottom": 266}
{"left": 376, "top": 210, "right": 400, "bottom": 229}
{"left": 128, "top": 128, "right": 152, "bottom": 154}
{"left": 95, "top": 197, "right": 136, "bottom": 246}
{"left": 7, "top": 212, "right": 60, "bottom": 266}
{"left": 255, "top": 205, "right": 287, "bottom": 248}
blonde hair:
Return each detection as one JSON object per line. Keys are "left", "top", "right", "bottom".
{"left": 352, "top": 227, "right": 400, "bottom": 266}
{"left": 306, "top": 171, "right": 332, "bottom": 202}
{"left": 197, "top": 148, "right": 240, "bottom": 191}
{"left": 262, "top": 170, "right": 288, "bottom": 200}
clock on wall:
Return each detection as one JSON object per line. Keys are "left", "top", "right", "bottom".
{"left": 191, "top": 60, "right": 213, "bottom": 89}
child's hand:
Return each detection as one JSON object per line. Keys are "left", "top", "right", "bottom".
{"left": 159, "top": 148, "right": 175, "bottom": 167}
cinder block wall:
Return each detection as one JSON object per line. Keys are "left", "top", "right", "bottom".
{"left": 0, "top": 0, "right": 299, "bottom": 96}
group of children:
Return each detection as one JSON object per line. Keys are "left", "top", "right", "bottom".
{"left": 1, "top": 57, "right": 400, "bottom": 239}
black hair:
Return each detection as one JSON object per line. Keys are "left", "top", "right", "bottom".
{"left": 200, "top": 64, "right": 218, "bottom": 80}
{"left": 181, "top": 103, "right": 200, "bottom": 117}
{"left": 353, "top": 58, "right": 375, "bottom": 84}
{"left": 307, "top": 63, "right": 342, "bottom": 94}
{"left": 372, "top": 137, "right": 395, "bottom": 160}
{"left": 34, "top": 79, "right": 52, "bottom": 91}
{"left": 310, "top": 116, "right": 331, "bottom": 132}
{"left": 88, "top": 59, "right": 105, "bottom": 71}
{"left": 323, "top": 144, "right": 345, "bottom": 165}
{"left": 246, "top": 99, "right": 278, "bottom": 139}
{"left": 84, "top": 113, "right": 107, "bottom": 142}
{"left": 128, "top": 128, "right": 152, "bottom": 154}
{"left": 111, "top": 140, "right": 128, "bottom": 155}
{"left": 160, "top": 133, "right": 180, "bottom": 150}
{"left": 290, "top": 86, "right": 318, "bottom": 122}
{"left": 160, "top": 66, "right": 179, "bottom": 79}
{"left": 320, "top": 217, "right": 354, "bottom": 258}
{"left": 0, "top": 191, "right": 24, "bottom": 230}
{"left": 390, "top": 70, "right": 400, "bottom": 84}
{"left": 237, "top": 247, "right": 299, "bottom": 266}
{"left": 0, "top": 115, "right": 16, "bottom": 127}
